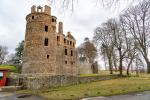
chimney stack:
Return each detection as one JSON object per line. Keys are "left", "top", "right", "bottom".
{"left": 44, "top": 5, "right": 51, "bottom": 15}
{"left": 58, "top": 22, "right": 63, "bottom": 34}
{"left": 31, "top": 5, "right": 36, "bottom": 13}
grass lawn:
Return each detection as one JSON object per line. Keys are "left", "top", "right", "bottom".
{"left": 0, "top": 65, "right": 17, "bottom": 77}
{"left": 79, "top": 70, "right": 134, "bottom": 77}
{"left": 17, "top": 76, "right": 150, "bottom": 100}
{"left": 0, "top": 65, "right": 16, "bottom": 72}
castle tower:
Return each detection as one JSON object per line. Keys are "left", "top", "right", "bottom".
{"left": 22, "top": 5, "right": 78, "bottom": 76}
{"left": 22, "top": 5, "right": 57, "bottom": 74}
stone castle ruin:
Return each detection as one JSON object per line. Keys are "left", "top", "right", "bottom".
{"left": 22, "top": 5, "right": 78, "bottom": 76}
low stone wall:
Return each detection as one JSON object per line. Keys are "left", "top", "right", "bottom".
{"left": 8, "top": 74, "right": 119, "bottom": 90}
{"left": 79, "top": 75, "right": 118, "bottom": 84}
{"left": 22, "top": 75, "right": 78, "bottom": 90}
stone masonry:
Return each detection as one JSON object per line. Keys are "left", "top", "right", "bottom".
{"left": 22, "top": 5, "right": 77, "bottom": 76}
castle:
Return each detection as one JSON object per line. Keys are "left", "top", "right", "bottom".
{"left": 22, "top": 5, "right": 77, "bottom": 76}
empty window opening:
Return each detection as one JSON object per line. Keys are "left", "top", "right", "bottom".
{"left": 45, "top": 26, "right": 48, "bottom": 32}
{"left": 64, "top": 39, "right": 66, "bottom": 44}
{"left": 44, "top": 38, "right": 48, "bottom": 46}
{"left": 70, "top": 41, "right": 72, "bottom": 45}
{"left": 65, "top": 49, "right": 67, "bottom": 55}
{"left": 65, "top": 61, "right": 67, "bottom": 64}
{"left": 32, "top": 16, "right": 34, "bottom": 19}
{"left": 67, "top": 40, "right": 69, "bottom": 45}
{"left": 38, "top": 8, "right": 42, "bottom": 12}
{"left": 57, "top": 36, "right": 60, "bottom": 41}
{"left": 71, "top": 61, "right": 73, "bottom": 65}
{"left": 47, "top": 55, "right": 49, "bottom": 59}
{"left": 73, "top": 43, "right": 75, "bottom": 47}
{"left": 52, "top": 18, "right": 55, "bottom": 22}
{"left": 39, "top": 9, "right": 42, "bottom": 12}
{"left": 71, "top": 50, "right": 73, "bottom": 56}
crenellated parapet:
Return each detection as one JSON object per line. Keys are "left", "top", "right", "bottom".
{"left": 31, "top": 5, "right": 51, "bottom": 15}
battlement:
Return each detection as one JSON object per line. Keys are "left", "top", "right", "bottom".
{"left": 31, "top": 5, "right": 51, "bottom": 15}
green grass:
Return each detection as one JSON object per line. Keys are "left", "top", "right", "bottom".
{"left": 17, "top": 76, "right": 150, "bottom": 100}
{"left": 79, "top": 70, "right": 135, "bottom": 77}
{"left": 0, "top": 65, "right": 17, "bottom": 77}
{"left": 0, "top": 65, "right": 16, "bottom": 72}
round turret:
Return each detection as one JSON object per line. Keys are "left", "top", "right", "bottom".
{"left": 22, "top": 5, "right": 57, "bottom": 74}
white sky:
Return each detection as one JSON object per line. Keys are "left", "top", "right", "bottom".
{"left": 0, "top": 0, "right": 132, "bottom": 68}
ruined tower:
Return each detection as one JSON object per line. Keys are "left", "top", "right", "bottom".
{"left": 22, "top": 5, "right": 77, "bottom": 76}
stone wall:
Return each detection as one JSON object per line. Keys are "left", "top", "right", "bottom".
{"left": 79, "top": 75, "right": 118, "bottom": 84}
{"left": 78, "top": 62, "right": 93, "bottom": 74}
{"left": 8, "top": 74, "right": 118, "bottom": 90}
{"left": 22, "top": 75, "right": 78, "bottom": 90}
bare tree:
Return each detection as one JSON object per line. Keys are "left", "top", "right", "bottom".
{"left": 77, "top": 45, "right": 86, "bottom": 62}
{"left": 94, "top": 17, "right": 137, "bottom": 76}
{"left": 119, "top": 17, "right": 138, "bottom": 76}
{"left": 110, "top": 18, "right": 130, "bottom": 76}
{"left": 77, "top": 38, "right": 98, "bottom": 73}
{"left": 48, "top": 0, "right": 77, "bottom": 11}
{"left": 77, "top": 38, "right": 97, "bottom": 63}
{"left": 0, "top": 45, "right": 8, "bottom": 65}
{"left": 83, "top": 38, "right": 97, "bottom": 63}
{"left": 121, "top": 0, "right": 150, "bottom": 73}
{"left": 134, "top": 53, "right": 145, "bottom": 76}
{"left": 94, "top": 19, "right": 115, "bottom": 74}
{"left": 48, "top": 0, "right": 143, "bottom": 10}
{"left": 112, "top": 49, "right": 118, "bottom": 72}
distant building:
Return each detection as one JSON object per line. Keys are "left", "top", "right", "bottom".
{"left": 22, "top": 5, "right": 77, "bottom": 76}
{"left": 78, "top": 58, "right": 99, "bottom": 74}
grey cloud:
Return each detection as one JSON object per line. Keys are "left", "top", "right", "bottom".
{"left": 0, "top": 0, "right": 122, "bottom": 53}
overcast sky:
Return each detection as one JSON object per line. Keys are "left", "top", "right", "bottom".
{"left": 0, "top": 0, "right": 132, "bottom": 68}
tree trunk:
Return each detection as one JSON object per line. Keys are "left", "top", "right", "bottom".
{"left": 119, "top": 49, "right": 123, "bottom": 76}
{"left": 119, "top": 59, "right": 123, "bottom": 76}
{"left": 114, "top": 66, "right": 118, "bottom": 72}
{"left": 108, "top": 58, "right": 113, "bottom": 74}
{"left": 113, "top": 59, "right": 118, "bottom": 72}
{"left": 127, "top": 66, "right": 130, "bottom": 76}
{"left": 147, "top": 62, "right": 150, "bottom": 74}
{"left": 126, "top": 58, "right": 133, "bottom": 76}
{"left": 127, "top": 63, "right": 131, "bottom": 76}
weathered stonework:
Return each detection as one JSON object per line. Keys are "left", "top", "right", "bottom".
{"left": 8, "top": 74, "right": 119, "bottom": 90}
{"left": 22, "top": 5, "right": 77, "bottom": 76}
